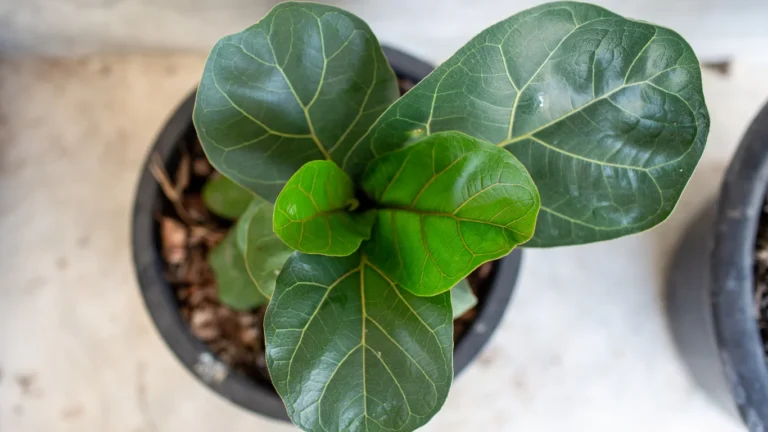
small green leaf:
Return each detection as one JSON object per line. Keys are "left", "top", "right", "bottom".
{"left": 201, "top": 175, "right": 254, "bottom": 219}
{"left": 351, "top": 2, "right": 709, "bottom": 246}
{"left": 209, "top": 230, "right": 267, "bottom": 310}
{"left": 451, "top": 279, "right": 477, "bottom": 319}
{"left": 265, "top": 252, "right": 453, "bottom": 432}
{"left": 361, "top": 131, "right": 540, "bottom": 296}
{"left": 193, "top": 2, "right": 399, "bottom": 202}
{"left": 274, "top": 161, "right": 375, "bottom": 256}
{"left": 235, "top": 196, "right": 294, "bottom": 299}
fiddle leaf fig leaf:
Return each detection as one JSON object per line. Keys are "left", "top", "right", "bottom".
{"left": 451, "top": 279, "right": 477, "bottom": 319}
{"left": 274, "top": 161, "right": 376, "bottom": 256}
{"left": 202, "top": 175, "right": 253, "bottom": 220}
{"left": 193, "top": 2, "right": 399, "bottom": 202}
{"left": 265, "top": 252, "right": 453, "bottom": 432}
{"left": 209, "top": 230, "right": 267, "bottom": 311}
{"left": 351, "top": 2, "right": 709, "bottom": 246}
{"left": 361, "top": 131, "right": 540, "bottom": 296}
{"left": 235, "top": 196, "right": 294, "bottom": 299}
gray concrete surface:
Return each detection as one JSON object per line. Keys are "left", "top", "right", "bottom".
{"left": 1, "top": 0, "right": 768, "bottom": 430}
{"left": 0, "top": 53, "right": 766, "bottom": 431}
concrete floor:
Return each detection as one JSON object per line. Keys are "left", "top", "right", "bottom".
{"left": 3, "top": 0, "right": 767, "bottom": 63}
{"left": 0, "top": 54, "right": 767, "bottom": 431}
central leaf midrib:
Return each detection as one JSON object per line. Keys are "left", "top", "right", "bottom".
{"left": 359, "top": 258, "right": 369, "bottom": 428}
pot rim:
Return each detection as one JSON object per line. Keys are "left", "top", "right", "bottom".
{"left": 711, "top": 101, "right": 768, "bottom": 426}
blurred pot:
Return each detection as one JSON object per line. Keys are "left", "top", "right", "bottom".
{"left": 668, "top": 101, "right": 768, "bottom": 431}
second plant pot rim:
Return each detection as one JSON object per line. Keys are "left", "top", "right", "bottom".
{"left": 710, "top": 101, "right": 768, "bottom": 424}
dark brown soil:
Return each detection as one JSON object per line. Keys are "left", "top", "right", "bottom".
{"left": 155, "top": 77, "right": 499, "bottom": 385}
{"left": 153, "top": 136, "right": 276, "bottom": 384}
{"left": 754, "top": 201, "right": 768, "bottom": 356}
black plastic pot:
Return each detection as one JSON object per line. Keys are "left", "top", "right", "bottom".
{"left": 132, "top": 47, "right": 522, "bottom": 421}
{"left": 667, "top": 101, "right": 768, "bottom": 431}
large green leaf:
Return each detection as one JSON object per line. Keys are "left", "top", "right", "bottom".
{"left": 349, "top": 2, "right": 709, "bottom": 246}
{"left": 274, "top": 161, "right": 375, "bottom": 256}
{"left": 234, "top": 196, "right": 294, "bottom": 299}
{"left": 451, "top": 279, "right": 477, "bottom": 319}
{"left": 209, "top": 230, "right": 267, "bottom": 310}
{"left": 265, "top": 252, "right": 453, "bottom": 432}
{"left": 361, "top": 132, "right": 539, "bottom": 296}
{"left": 193, "top": 2, "right": 399, "bottom": 202}
{"left": 201, "top": 174, "right": 253, "bottom": 220}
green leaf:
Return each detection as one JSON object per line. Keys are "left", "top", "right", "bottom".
{"left": 193, "top": 2, "right": 399, "bottom": 202}
{"left": 234, "top": 196, "right": 294, "bottom": 299}
{"left": 350, "top": 2, "right": 709, "bottom": 246}
{"left": 274, "top": 161, "right": 376, "bottom": 256}
{"left": 265, "top": 252, "right": 453, "bottom": 432}
{"left": 201, "top": 175, "right": 254, "bottom": 219}
{"left": 451, "top": 279, "right": 477, "bottom": 319}
{"left": 209, "top": 230, "right": 267, "bottom": 310}
{"left": 361, "top": 131, "right": 539, "bottom": 296}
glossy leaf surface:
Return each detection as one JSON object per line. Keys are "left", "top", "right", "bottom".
{"left": 361, "top": 132, "right": 539, "bottom": 296}
{"left": 451, "top": 279, "right": 477, "bottom": 319}
{"left": 266, "top": 252, "right": 453, "bottom": 432}
{"left": 352, "top": 1, "right": 709, "bottom": 246}
{"left": 209, "top": 230, "right": 267, "bottom": 310}
{"left": 201, "top": 175, "right": 253, "bottom": 220}
{"left": 193, "top": 2, "right": 398, "bottom": 202}
{"left": 274, "top": 161, "right": 375, "bottom": 256}
{"left": 235, "top": 196, "right": 294, "bottom": 299}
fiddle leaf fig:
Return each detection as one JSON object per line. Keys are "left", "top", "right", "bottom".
{"left": 361, "top": 131, "right": 540, "bottom": 296}
{"left": 209, "top": 230, "right": 267, "bottom": 310}
{"left": 235, "top": 196, "right": 294, "bottom": 299}
{"left": 265, "top": 252, "right": 453, "bottom": 432}
{"left": 202, "top": 175, "right": 254, "bottom": 220}
{"left": 195, "top": 2, "right": 709, "bottom": 431}
{"left": 352, "top": 1, "right": 709, "bottom": 246}
{"left": 274, "top": 161, "right": 376, "bottom": 256}
{"left": 451, "top": 279, "right": 477, "bottom": 319}
{"left": 193, "top": 2, "right": 398, "bottom": 202}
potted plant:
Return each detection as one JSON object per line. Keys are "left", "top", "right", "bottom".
{"left": 667, "top": 101, "right": 768, "bottom": 431}
{"left": 134, "top": 2, "right": 708, "bottom": 431}
{"left": 134, "top": 39, "right": 517, "bottom": 421}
